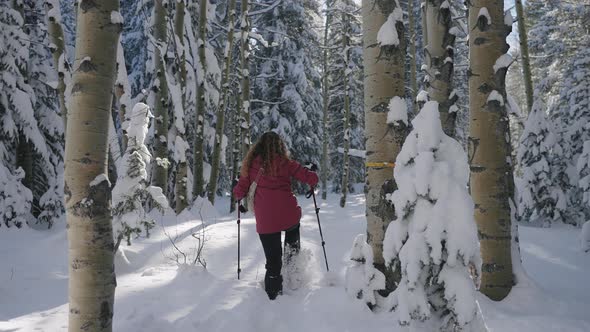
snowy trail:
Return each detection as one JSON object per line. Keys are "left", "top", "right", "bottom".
{"left": 1, "top": 193, "right": 590, "bottom": 332}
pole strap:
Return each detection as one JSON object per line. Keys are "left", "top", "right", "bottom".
{"left": 365, "top": 162, "right": 396, "bottom": 168}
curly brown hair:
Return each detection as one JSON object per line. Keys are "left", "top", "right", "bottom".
{"left": 241, "top": 131, "right": 289, "bottom": 177}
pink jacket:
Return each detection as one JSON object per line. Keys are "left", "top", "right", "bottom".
{"left": 233, "top": 156, "right": 319, "bottom": 234}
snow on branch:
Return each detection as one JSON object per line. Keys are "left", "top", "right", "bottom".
{"left": 336, "top": 148, "right": 366, "bottom": 158}
{"left": 478, "top": 7, "right": 491, "bottom": 26}
{"left": 493, "top": 54, "right": 513, "bottom": 73}
{"left": 377, "top": 5, "right": 403, "bottom": 46}
{"left": 487, "top": 90, "right": 505, "bottom": 106}
{"left": 387, "top": 96, "right": 408, "bottom": 126}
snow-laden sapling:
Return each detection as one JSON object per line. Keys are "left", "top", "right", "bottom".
{"left": 383, "top": 102, "right": 482, "bottom": 330}
{"left": 0, "top": 166, "right": 33, "bottom": 228}
{"left": 112, "top": 103, "right": 169, "bottom": 251}
{"left": 345, "top": 234, "right": 386, "bottom": 309}
{"left": 517, "top": 100, "right": 566, "bottom": 225}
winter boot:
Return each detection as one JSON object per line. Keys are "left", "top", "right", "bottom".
{"left": 264, "top": 275, "right": 283, "bottom": 300}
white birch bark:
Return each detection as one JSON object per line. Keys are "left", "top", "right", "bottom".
{"left": 362, "top": 0, "right": 408, "bottom": 293}
{"left": 424, "top": 0, "right": 457, "bottom": 136}
{"left": 65, "top": 0, "right": 120, "bottom": 330}
{"left": 468, "top": 0, "right": 514, "bottom": 301}
{"left": 192, "top": 0, "right": 208, "bottom": 198}
{"left": 45, "top": 0, "right": 69, "bottom": 129}
{"left": 340, "top": 8, "right": 351, "bottom": 208}
{"left": 515, "top": 0, "right": 534, "bottom": 113}
{"left": 239, "top": 0, "right": 251, "bottom": 159}
{"left": 408, "top": 0, "right": 418, "bottom": 113}
{"left": 151, "top": 0, "right": 170, "bottom": 192}
{"left": 321, "top": 0, "right": 333, "bottom": 200}
{"left": 208, "top": 0, "right": 237, "bottom": 204}
{"left": 174, "top": 0, "right": 188, "bottom": 213}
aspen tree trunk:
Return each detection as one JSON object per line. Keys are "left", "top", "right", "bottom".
{"left": 65, "top": 0, "right": 120, "bottom": 330}
{"left": 108, "top": 115, "right": 121, "bottom": 185}
{"left": 408, "top": 0, "right": 418, "bottom": 113}
{"left": 175, "top": 0, "right": 188, "bottom": 213}
{"left": 208, "top": 0, "right": 237, "bottom": 204}
{"left": 321, "top": 0, "right": 333, "bottom": 200}
{"left": 421, "top": 1, "right": 428, "bottom": 47}
{"left": 362, "top": 0, "right": 407, "bottom": 293}
{"left": 230, "top": 95, "right": 241, "bottom": 213}
{"left": 340, "top": 9, "right": 351, "bottom": 208}
{"left": 239, "top": 0, "right": 251, "bottom": 159}
{"left": 45, "top": 0, "right": 68, "bottom": 129}
{"left": 424, "top": 0, "right": 457, "bottom": 136}
{"left": 115, "top": 41, "right": 128, "bottom": 151}
{"left": 468, "top": 0, "right": 514, "bottom": 301}
{"left": 515, "top": 0, "right": 533, "bottom": 113}
{"left": 193, "top": 0, "right": 208, "bottom": 198}
{"left": 151, "top": 0, "right": 170, "bottom": 192}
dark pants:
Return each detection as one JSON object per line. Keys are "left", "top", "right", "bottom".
{"left": 258, "top": 224, "right": 300, "bottom": 299}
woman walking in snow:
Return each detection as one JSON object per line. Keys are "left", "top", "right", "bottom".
{"left": 233, "top": 131, "right": 319, "bottom": 300}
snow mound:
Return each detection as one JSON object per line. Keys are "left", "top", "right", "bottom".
{"left": 344, "top": 234, "right": 385, "bottom": 307}
{"left": 282, "top": 248, "right": 313, "bottom": 291}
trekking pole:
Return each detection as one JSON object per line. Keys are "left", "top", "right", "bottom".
{"left": 237, "top": 200, "right": 242, "bottom": 279}
{"left": 307, "top": 188, "right": 329, "bottom": 271}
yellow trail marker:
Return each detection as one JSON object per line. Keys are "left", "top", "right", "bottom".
{"left": 365, "top": 162, "right": 396, "bottom": 168}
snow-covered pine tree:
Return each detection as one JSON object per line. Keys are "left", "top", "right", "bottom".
{"left": 250, "top": 0, "right": 323, "bottom": 186}
{"left": 383, "top": 101, "right": 482, "bottom": 330}
{"left": 121, "top": 0, "right": 153, "bottom": 97}
{"left": 345, "top": 234, "right": 386, "bottom": 309}
{"left": 517, "top": 100, "right": 566, "bottom": 225}
{"left": 113, "top": 103, "right": 169, "bottom": 250}
{"left": 561, "top": 36, "right": 590, "bottom": 226}
{"left": 527, "top": 0, "right": 590, "bottom": 226}
{"left": 26, "top": 0, "right": 65, "bottom": 228}
{"left": 0, "top": 1, "right": 54, "bottom": 228}
{"left": 0, "top": 166, "right": 32, "bottom": 228}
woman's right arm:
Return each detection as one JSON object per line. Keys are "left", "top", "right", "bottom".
{"left": 233, "top": 173, "right": 251, "bottom": 200}
{"left": 288, "top": 160, "right": 319, "bottom": 187}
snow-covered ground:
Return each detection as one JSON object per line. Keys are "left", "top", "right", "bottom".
{"left": 1, "top": 193, "right": 589, "bottom": 331}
